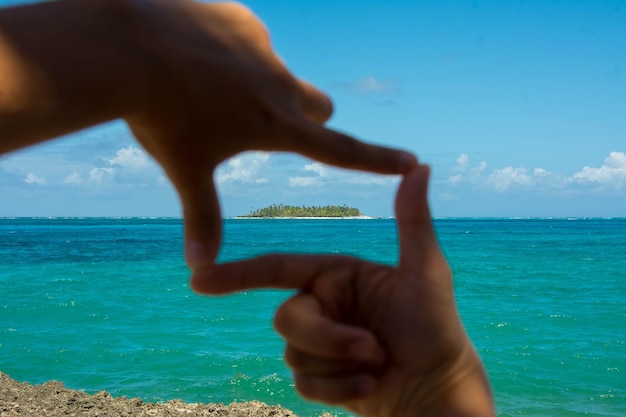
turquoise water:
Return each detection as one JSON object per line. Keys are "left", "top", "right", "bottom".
{"left": 1, "top": 218, "right": 625, "bottom": 416}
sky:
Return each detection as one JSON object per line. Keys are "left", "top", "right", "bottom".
{"left": 1, "top": 0, "right": 625, "bottom": 218}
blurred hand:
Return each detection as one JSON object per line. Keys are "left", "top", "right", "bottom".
{"left": 124, "top": 0, "right": 417, "bottom": 274}
{"left": 194, "top": 165, "right": 494, "bottom": 417}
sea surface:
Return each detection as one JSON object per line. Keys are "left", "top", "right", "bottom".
{"left": 1, "top": 217, "right": 625, "bottom": 416}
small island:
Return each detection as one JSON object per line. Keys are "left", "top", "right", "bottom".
{"left": 241, "top": 204, "right": 365, "bottom": 218}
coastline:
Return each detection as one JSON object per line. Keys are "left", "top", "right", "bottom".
{"left": 0, "top": 372, "right": 332, "bottom": 417}
{"left": 231, "top": 216, "right": 376, "bottom": 220}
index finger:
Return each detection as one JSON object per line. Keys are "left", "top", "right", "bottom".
{"left": 286, "top": 118, "right": 418, "bottom": 175}
{"left": 190, "top": 253, "right": 365, "bottom": 295}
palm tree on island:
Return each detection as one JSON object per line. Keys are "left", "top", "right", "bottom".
{"left": 241, "top": 204, "right": 367, "bottom": 218}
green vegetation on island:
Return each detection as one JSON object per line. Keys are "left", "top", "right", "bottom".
{"left": 244, "top": 204, "right": 363, "bottom": 218}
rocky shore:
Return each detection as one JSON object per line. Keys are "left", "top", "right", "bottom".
{"left": 0, "top": 372, "right": 332, "bottom": 417}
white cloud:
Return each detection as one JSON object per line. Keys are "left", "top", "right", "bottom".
{"left": 106, "top": 146, "right": 151, "bottom": 171}
{"left": 334, "top": 76, "right": 399, "bottom": 96}
{"left": 288, "top": 162, "right": 397, "bottom": 188}
{"left": 89, "top": 167, "right": 115, "bottom": 184}
{"left": 216, "top": 152, "right": 270, "bottom": 184}
{"left": 570, "top": 152, "right": 626, "bottom": 188}
{"left": 444, "top": 152, "right": 626, "bottom": 193}
{"left": 53, "top": 146, "right": 158, "bottom": 190}
{"left": 289, "top": 176, "right": 321, "bottom": 187}
{"left": 23, "top": 173, "right": 46, "bottom": 186}
{"left": 63, "top": 171, "right": 82, "bottom": 185}
{"left": 345, "top": 174, "right": 390, "bottom": 186}
{"left": 445, "top": 154, "right": 551, "bottom": 191}
{"left": 447, "top": 174, "right": 464, "bottom": 185}
{"left": 485, "top": 167, "right": 533, "bottom": 191}
{"left": 304, "top": 162, "right": 328, "bottom": 177}
{"left": 446, "top": 155, "right": 489, "bottom": 185}
{"left": 87, "top": 146, "right": 160, "bottom": 188}
{"left": 456, "top": 153, "right": 470, "bottom": 169}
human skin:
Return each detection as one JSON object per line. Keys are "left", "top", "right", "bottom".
{"left": 0, "top": 0, "right": 416, "bottom": 276}
{"left": 0, "top": 2, "right": 492, "bottom": 414}
{"left": 194, "top": 165, "right": 495, "bottom": 417}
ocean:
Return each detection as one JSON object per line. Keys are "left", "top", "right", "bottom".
{"left": 1, "top": 217, "right": 625, "bottom": 416}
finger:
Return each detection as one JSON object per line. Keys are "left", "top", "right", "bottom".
{"left": 191, "top": 253, "right": 367, "bottom": 294}
{"left": 284, "top": 345, "right": 384, "bottom": 375}
{"left": 296, "top": 78, "right": 333, "bottom": 123}
{"left": 395, "top": 165, "right": 443, "bottom": 272}
{"left": 126, "top": 119, "right": 222, "bottom": 280}
{"left": 287, "top": 119, "right": 417, "bottom": 175}
{"left": 294, "top": 372, "right": 377, "bottom": 405}
{"left": 274, "top": 293, "right": 383, "bottom": 361}
{"left": 178, "top": 175, "right": 222, "bottom": 281}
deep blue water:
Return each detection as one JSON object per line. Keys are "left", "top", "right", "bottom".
{"left": 1, "top": 218, "right": 625, "bottom": 416}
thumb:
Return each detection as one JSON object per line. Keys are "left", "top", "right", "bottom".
{"left": 177, "top": 176, "right": 222, "bottom": 283}
{"left": 395, "top": 165, "right": 440, "bottom": 272}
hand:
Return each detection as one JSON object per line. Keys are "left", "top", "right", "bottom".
{"left": 194, "top": 165, "right": 494, "bottom": 417}
{"left": 123, "top": 0, "right": 417, "bottom": 273}
{"left": 0, "top": 0, "right": 416, "bottom": 276}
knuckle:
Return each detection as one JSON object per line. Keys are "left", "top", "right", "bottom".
{"left": 283, "top": 347, "right": 305, "bottom": 370}
{"left": 295, "top": 379, "right": 346, "bottom": 405}
{"left": 293, "top": 376, "right": 322, "bottom": 402}
{"left": 272, "top": 303, "right": 294, "bottom": 335}
{"left": 217, "top": 2, "right": 254, "bottom": 18}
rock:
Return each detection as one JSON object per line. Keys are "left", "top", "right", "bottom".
{"left": 0, "top": 372, "right": 330, "bottom": 417}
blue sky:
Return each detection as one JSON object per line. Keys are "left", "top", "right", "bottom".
{"left": 1, "top": 0, "right": 625, "bottom": 217}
